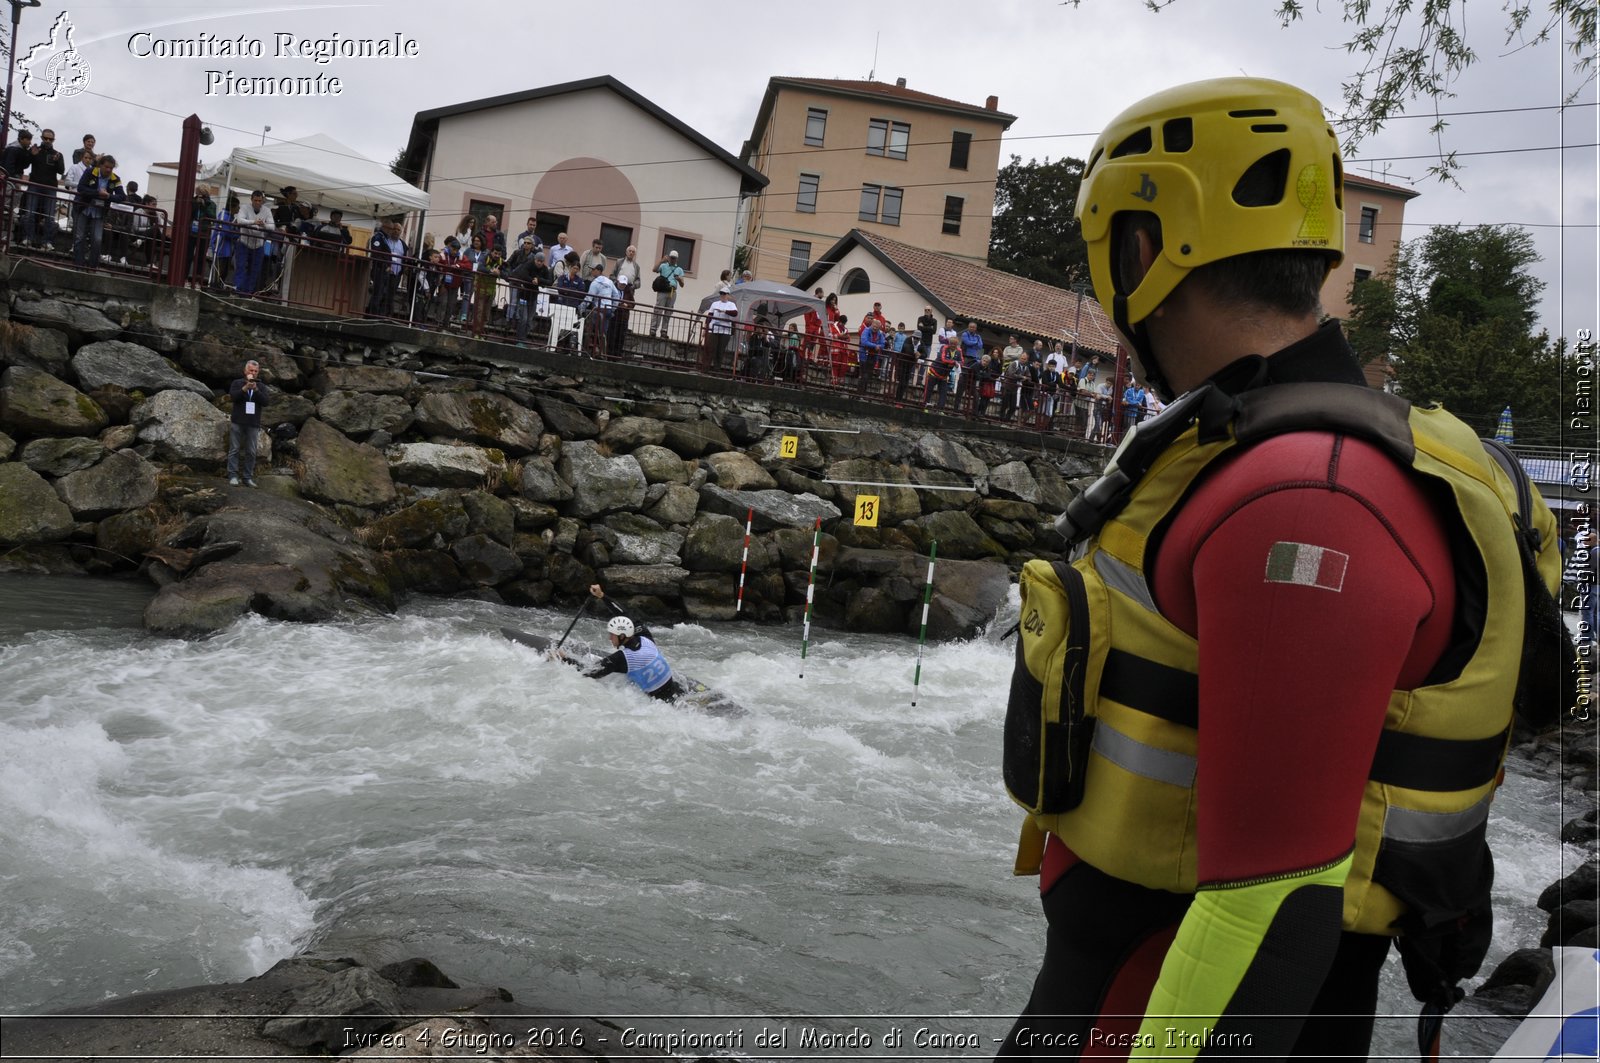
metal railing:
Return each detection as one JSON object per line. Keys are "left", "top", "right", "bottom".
{"left": 0, "top": 178, "right": 1113, "bottom": 442}
{"left": 1, "top": 174, "right": 169, "bottom": 281}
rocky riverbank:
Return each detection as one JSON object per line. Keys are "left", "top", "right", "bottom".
{"left": 0, "top": 276, "right": 1099, "bottom": 637}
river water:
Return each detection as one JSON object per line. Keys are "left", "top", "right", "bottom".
{"left": 0, "top": 574, "right": 1586, "bottom": 1060}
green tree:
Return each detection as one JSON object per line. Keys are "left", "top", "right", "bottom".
{"left": 1347, "top": 224, "right": 1565, "bottom": 444}
{"left": 988, "top": 155, "right": 1088, "bottom": 290}
{"left": 1089, "top": 0, "right": 1596, "bottom": 181}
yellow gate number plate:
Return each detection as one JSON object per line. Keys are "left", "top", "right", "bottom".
{"left": 853, "top": 494, "right": 881, "bottom": 527}
{"left": 780, "top": 435, "right": 799, "bottom": 459}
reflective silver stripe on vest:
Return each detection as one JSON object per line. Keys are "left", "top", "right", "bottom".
{"left": 1092, "top": 722, "right": 1196, "bottom": 788}
{"left": 1094, "top": 551, "right": 1157, "bottom": 613}
{"left": 1381, "top": 792, "right": 1493, "bottom": 844}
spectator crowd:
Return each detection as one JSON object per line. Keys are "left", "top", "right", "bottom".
{"left": 3, "top": 138, "right": 1135, "bottom": 441}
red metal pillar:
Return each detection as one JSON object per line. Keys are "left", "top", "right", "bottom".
{"left": 165, "top": 115, "right": 204, "bottom": 286}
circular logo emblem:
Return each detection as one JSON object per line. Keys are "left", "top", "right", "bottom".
{"left": 42, "top": 50, "right": 91, "bottom": 99}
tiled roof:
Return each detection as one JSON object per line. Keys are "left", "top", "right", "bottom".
{"left": 1344, "top": 172, "right": 1421, "bottom": 200}
{"left": 842, "top": 229, "right": 1123, "bottom": 355}
{"left": 771, "top": 77, "right": 1017, "bottom": 125}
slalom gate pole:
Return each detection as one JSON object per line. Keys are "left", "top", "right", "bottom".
{"left": 799, "top": 517, "right": 822, "bottom": 678}
{"left": 735, "top": 506, "right": 754, "bottom": 614}
{"left": 911, "top": 540, "right": 938, "bottom": 706}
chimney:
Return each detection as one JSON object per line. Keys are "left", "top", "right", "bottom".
{"left": 985, "top": 95, "right": 999, "bottom": 111}
{"left": 895, "top": 77, "right": 906, "bottom": 88}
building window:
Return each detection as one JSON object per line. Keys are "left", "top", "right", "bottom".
{"left": 599, "top": 223, "right": 632, "bottom": 259}
{"left": 787, "top": 240, "right": 811, "bottom": 281}
{"left": 842, "top": 268, "right": 871, "bottom": 295}
{"left": 805, "top": 107, "right": 827, "bottom": 147}
{"left": 662, "top": 234, "right": 696, "bottom": 272}
{"left": 533, "top": 211, "right": 568, "bottom": 247}
{"left": 866, "top": 118, "right": 911, "bottom": 160}
{"left": 859, "top": 183, "right": 903, "bottom": 226}
{"left": 950, "top": 131, "right": 971, "bottom": 170}
{"left": 468, "top": 199, "right": 507, "bottom": 231}
{"left": 797, "top": 172, "right": 820, "bottom": 214}
{"left": 1353, "top": 267, "right": 1373, "bottom": 284}
{"left": 942, "top": 196, "right": 964, "bottom": 235}
{"left": 1359, "top": 206, "right": 1378, "bottom": 243}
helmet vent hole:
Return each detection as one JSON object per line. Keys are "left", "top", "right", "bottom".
{"left": 1232, "top": 148, "right": 1291, "bottom": 207}
{"left": 1110, "top": 127, "right": 1152, "bottom": 158}
{"left": 1250, "top": 123, "right": 1289, "bottom": 133}
{"left": 1331, "top": 153, "right": 1345, "bottom": 209}
{"left": 1162, "top": 118, "right": 1194, "bottom": 153}
{"left": 1229, "top": 108, "right": 1277, "bottom": 118}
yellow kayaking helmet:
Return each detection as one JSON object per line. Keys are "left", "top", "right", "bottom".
{"left": 1075, "top": 78, "right": 1345, "bottom": 394}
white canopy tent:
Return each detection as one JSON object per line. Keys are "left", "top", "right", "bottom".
{"left": 203, "top": 133, "right": 429, "bottom": 220}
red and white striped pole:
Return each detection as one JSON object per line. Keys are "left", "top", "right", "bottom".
{"left": 799, "top": 517, "right": 822, "bottom": 678}
{"left": 735, "top": 506, "right": 754, "bottom": 614}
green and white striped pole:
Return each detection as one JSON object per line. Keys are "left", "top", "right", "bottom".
{"left": 911, "top": 540, "right": 938, "bottom": 706}
{"left": 799, "top": 517, "right": 822, "bottom": 678}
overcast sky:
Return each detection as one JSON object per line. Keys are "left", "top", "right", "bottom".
{"left": 12, "top": 0, "right": 1597, "bottom": 341}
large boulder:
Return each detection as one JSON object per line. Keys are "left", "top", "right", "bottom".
{"left": 0, "top": 366, "right": 108, "bottom": 437}
{"left": 72, "top": 341, "right": 211, "bottom": 397}
{"left": 1032, "top": 461, "right": 1075, "bottom": 513}
{"left": 989, "top": 460, "right": 1043, "bottom": 504}
{"left": 461, "top": 490, "right": 515, "bottom": 546}
{"left": 53, "top": 450, "right": 159, "bottom": 519}
{"left": 598, "top": 415, "right": 667, "bottom": 450}
{"left": 704, "top": 451, "right": 777, "bottom": 491}
{"left": 595, "top": 563, "right": 690, "bottom": 599}
{"left": 844, "top": 586, "right": 909, "bottom": 633}
{"left": 309, "top": 365, "right": 412, "bottom": 394}
{"left": 924, "top": 558, "right": 1012, "bottom": 640}
{"left": 518, "top": 455, "right": 574, "bottom": 502}
{"left": 633, "top": 444, "right": 691, "bottom": 484}
{"left": 697, "top": 483, "right": 841, "bottom": 532}
{"left": 131, "top": 389, "right": 236, "bottom": 465}
{"left": 363, "top": 497, "right": 470, "bottom": 550}
{"left": 823, "top": 458, "right": 921, "bottom": 526}
{"left": 558, "top": 441, "right": 646, "bottom": 518}
{"left": 0, "top": 463, "right": 75, "bottom": 544}
{"left": 910, "top": 466, "right": 978, "bottom": 513}
{"left": 660, "top": 418, "right": 732, "bottom": 458}
{"left": 815, "top": 427, "right": 916, "bottom": 464}
{"left": 901, "top": 510, "right": 1006, "bottom": 560}
{"left": 296, "top": 418, "right": 395, "bottom": 506}
{"left": 315, "top": 391, "right": 414, "bottom": 437}
{"left": 144, "top": 491, "right": 396, "bottom": 634}
{"left": 19, "top": 436, "right": 104, "bottom": 476}
{"left": 0, "top": 324, "right": 70, "bottom": 376}
{"left": 595, "top": 513, "right": 685, "bottom": 566}
{"left": 8, "top": 295, "right": 120, "bottom": 342}
{"left": 914, "top": 433, "right": 989, "bottom": 480}
{"left": 386, "top": 442, "right": 498, "bottom": 489}
{"left": 450, "top": 534, "right": 523, "bottom": 586}
{"left": 683, "top": 512, "right": 775, "bottom": 573}
{"left": 749, "top": 428, "right": 824, "bottom": 470}
{"left": 180, "top": 341, "right": 302, "bottom": 388}
{"left": 645, "top": 482, "right": 700, "bottom": 525}
{"left": 413, "top": 391, "right": 542, "bottom": 455}
{"left": 533, "top": 395, "right": 599, "bottom": 439}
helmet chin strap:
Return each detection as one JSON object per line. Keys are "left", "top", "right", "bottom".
{"left": 1113, "top": 293, "right": 1175, "bottom": 403}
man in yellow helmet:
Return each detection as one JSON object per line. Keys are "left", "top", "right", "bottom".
{"left": 996, "top": 78, "right": 1564, "bottom": 1060}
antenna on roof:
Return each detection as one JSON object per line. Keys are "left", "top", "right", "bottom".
{"left": 867, "top": 31, "right": 879, "bottom": 81}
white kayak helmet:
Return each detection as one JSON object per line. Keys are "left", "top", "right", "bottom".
{"left": 607, "top": 615, "right": 635, "bottom": 639}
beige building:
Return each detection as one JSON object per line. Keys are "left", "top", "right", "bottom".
{"left": 1326, "top": 173, "right": 1421, "bottom": 387}
{"left": 401, "top": 76, "right": 766, "bottom": 311}
{"left": 740, "top": 77, "right": 1016, "bottom": 286}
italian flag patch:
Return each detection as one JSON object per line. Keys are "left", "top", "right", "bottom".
{"left": 1264, "top": 541, "right": 1349, "bottom": 592}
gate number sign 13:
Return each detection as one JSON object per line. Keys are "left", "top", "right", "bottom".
{"left": 853, "top": 494, "right": 880, "bottom": 527}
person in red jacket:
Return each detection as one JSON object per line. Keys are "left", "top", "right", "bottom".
{"left": 996, "top": 76, "right": 1561, "bottom": 1063}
